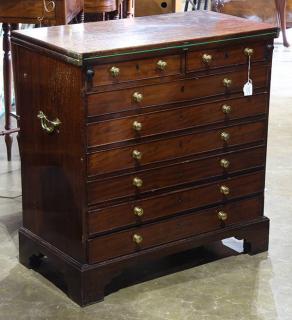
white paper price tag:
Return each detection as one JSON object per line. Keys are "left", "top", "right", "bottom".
{"left": 243, "top": 80, "right": 253, "bottom": 96}
{"left": 243, "top": 54, "right": 253, "bottom": 96}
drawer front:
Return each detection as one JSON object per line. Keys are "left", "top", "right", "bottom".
{"left": 87, "top": 120, "right": 266, "bottom": 177}
{"left": 87, "top": 146, "right": 266, "bottom": 206}
{"left": 87, "top": 94, "right": 268, "bottom": 148}
{"left": 88, "top": 171, "right": 265, "bottom": 236}
{"left": 87, "top": 64, "right": 269, "bottom": 117}
{"left": 186, "top": 41, "right": 269, "bottom": 72}
{"left": 91, "top": 55, "right": 182, "bottom": 86}
{"left": 88, "top": 196, "right": 263, "bottom": 263}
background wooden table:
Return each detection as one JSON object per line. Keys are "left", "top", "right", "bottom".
{"left": 212, "top": 0, "right": 291, "bottom": 47}
{"left": 0, "top": 0, "right": 83, "bottom": 161}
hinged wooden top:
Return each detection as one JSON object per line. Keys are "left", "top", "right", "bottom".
{"left": 12, "top": 11, "right": 278, "bottom": 66}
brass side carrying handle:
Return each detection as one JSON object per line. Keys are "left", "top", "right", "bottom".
{"left": 37, "top": 111, "right": 61, "bottom": 134}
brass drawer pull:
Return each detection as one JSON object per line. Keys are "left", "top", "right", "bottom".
{"left": 132, "top": 120, "right": 142, "bottom": 132}
{"left": 133, "top": 206, "right": 144, "bottom": 217}
{"left": 133, "top": 177, "right": 143, "bottom": 188}
{"left": 222, "top": 104, "right": 232, "bottom": 114}
{"left": 244, "top": 48, "right": 254, "bottom": 57}
{"left": 202, "top": 53, "right": 213, "bottom": 64}
{"left": 133, "top": 92, "right": 143, "bottom": 103}
{"left": 221, "top": 131, "right": 230, "bottom": 142}
{"left": 37, "top": 111, "right": 61, "bottom": 134}
{"left": 132, "top": 150, "right": 142, "bottom": 160}
{"left": 110, "top": 66, "right": 120, "bottom": 77}
{"left": 218, "top": 211, "right": 228, "bottom": 221}
{"left": 220, "top": 185, "right": 230, "bottom": 196}
{"left": 157, "top": 60, "right": 167, "bottom": 70}
{"left": 133, "top": 234, "right": 143, "bottom": 244}
{"left": 223, "top": 78, "right": 232, "bottom": 88}
{"left": 220, "top": 159, "right": 230, "bottom": 169}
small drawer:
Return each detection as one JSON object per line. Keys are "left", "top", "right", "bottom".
{"left": 87, "top": 94, "right": 268, "bottom": 148}
{"left": 89, "top": 55, "right": 182, "bottom": 86}
{"left": 88, "top": 195, "right": 263, "bottom": 263}
{"left": 87, "top": 120, "right": 266, "bottom": 177}
{"left": 87, "top": 64, "right": 269, "bottom": 117}
{"left": 87, "top": 146, "right": 266, "bottom": 206}
{"left": 88, "top": 171, "right": 265, "bottom": 236}
{"left": 186, "top": 41, "right": 269, "bottom": 73}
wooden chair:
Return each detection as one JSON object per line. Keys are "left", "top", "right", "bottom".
{"left": 184, "top": 0, "right": 209, "bottom": 11}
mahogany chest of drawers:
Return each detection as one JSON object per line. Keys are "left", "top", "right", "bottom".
{"left": 12, "top": 11, "right": 278, "bottom": 306}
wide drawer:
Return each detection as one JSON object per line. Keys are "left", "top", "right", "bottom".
{"left": 186, "top": 41, "right": 269, "bottom": 73}
{"left": 90, "top": 54, "right": 182, "bottom": 87}
{"left": 88, "top": 195, "right": 263, "bottom": 263}
{"left": 88, "top": 171, "right": 265, "bottom": 236}
{"left": 87, "top": 64, "right": 269, "bottom": 117}
{"left": 87, "top": 120, "right": 266, "bottom": 177}
{"left": 87, "top": 93, "right": 268, "bottom": 148}
{"left": 87, "top": 146, "right": 266, "bottom": 206}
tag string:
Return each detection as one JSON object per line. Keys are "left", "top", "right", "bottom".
{"left": 247, "top": 55, "right": 251, "bottom": 82}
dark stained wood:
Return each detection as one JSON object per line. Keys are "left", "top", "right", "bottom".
{"left": 87, "top": 120, "right": 266, "bottom": 176}
{"left": 87, "top": 94, "right": 268, "bottom": 147}
{"left": 87, "top": 146, "right": 266, "bottom": 206}
{"left": 88, "top": 171, "right": 265, "bottom": 236}
{"left": 186, "top": 40, "right": 270, "bottom": 72}
{"left": 12, "top": 12, "right": 276, "bottom": 306}
{"left": 12, "top": 45, "right": 87, "bottom": 262}
{"left": 87, "top": 64, "right": 269, "bottom": 117}
{"left": 92, "top": 54, "right": 182, "bottom": 86}
{"left": 19, "top": 217, "right": 270, "bottom": 306}
{"left": 88, "top": 196, "right": 263, "bottom": 263}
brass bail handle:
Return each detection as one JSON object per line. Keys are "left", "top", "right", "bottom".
{"left": 37, "top": 111, "right": 61, "bottom": 134}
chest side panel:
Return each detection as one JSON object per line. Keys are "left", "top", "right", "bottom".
{"left": 12, "top": 44, "right": 87, "bottom": 262}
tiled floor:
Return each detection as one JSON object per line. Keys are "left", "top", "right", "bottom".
{"left": 0, "top": 26, "right": 292, "bottom": 320}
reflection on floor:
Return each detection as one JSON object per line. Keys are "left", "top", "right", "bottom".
{"left": 0, "top": 27, "right": 291, "bottom": 320}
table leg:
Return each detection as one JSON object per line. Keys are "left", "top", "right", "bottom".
{"left": 2, "top": 23, "right": 13, "bottom": 161}
{"left": 275, "top": 0, "right": 289, "bottom": 47}
{"left": 126, "top": 0, "right": 134, "bottom": 17}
